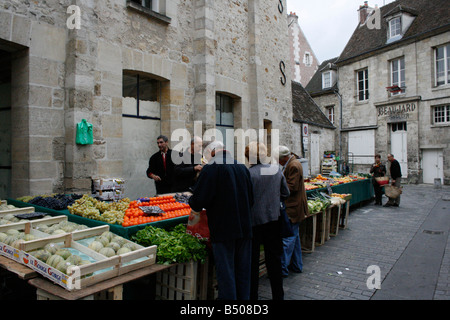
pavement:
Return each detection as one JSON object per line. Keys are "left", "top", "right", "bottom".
{"left": 258, "top": 184, "right": 450, "bottom": 300}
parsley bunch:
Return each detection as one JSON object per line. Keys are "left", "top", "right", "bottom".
{"left": 132, "top": 224, "right": 207, "bottom": 265}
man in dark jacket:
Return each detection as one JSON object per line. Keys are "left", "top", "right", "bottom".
{"left": 384, "top": 153, "right": 402, "bottom": 207}
{"left": 189, "top": 141, "right": 254, "bottom": 300}
{"left": 172, "top": 136, "right": 203, "bottom": 192}
{"left": 146, "top": 135, "right": 174, "bottom": 194}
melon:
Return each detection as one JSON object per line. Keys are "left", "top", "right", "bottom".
{"left": 4, "top": 235, "right": 18, "bottom": 246}
{"left": 56, "top": 260, "right": 72, "bottom": 274}
{"left": 106, "top": 242, "right": 120, "bottom": 252}
{"left": 99, "top": 247, "right": 116, "bottom": 257}
{"left": 117, "top": 247, "right": 131, "bottom": 255}
{"left": 23, "top": 234, "right": 36, "bottom": 241}
{"left": 121, "top": 242, "right": 136, "bottom": 251}
{"left": 6, "top": 229, "right": 20, "bottom": 236}
{"left": 111, "top": 236, "right": 127, "bottom": 246}
{"left": 33, "top": 250, "right": 51, "bottom": 263}
{"left": 47, "top": 254, "right": 65, "bottom": 268}
{"left": 101, "top": 231, "right": 115, "bottom": 241}
{"left": 52, "top": 229, "right": 66, "bottom": 235}
{"left": 66, "top": 254, "right": 82, "bottom": 265}
{"left": 55, "top": 249, "right": 72, "bottom": 260}
{"left": 44, "top": 243, "right": 61, "bottom": 254}
{"left": 95, "top": 236, "right": 110, "bottom": 247}
{"left": 11, "top": 239, "right": 25, "bottom": 249}
{"left": 0, "top": 232, "right": 7, "bottom": 242}
{"left": 88, "top": 240, "right": 104, "bottom": 252}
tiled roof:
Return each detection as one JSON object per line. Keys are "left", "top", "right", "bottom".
{"left": 336, "top": 0, "right": 450, "bottom": 65}
{"left": 305, "top": 57, "right": 339, "bottom": 96}
{"left": 292, "top": 81, "right": 335, "bottom": 129}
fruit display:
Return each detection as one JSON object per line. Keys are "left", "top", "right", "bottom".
{"left": 16, "top": 194, "right": 83, "bottom": 210}
{"left": 85, "top": 230, "right": 139, "bottom": 256}
{"left": 68, "top": 194, "right": 131, "bottom": 225}
{"left": 122, "top": 195, "right": 191, "bottom": 227}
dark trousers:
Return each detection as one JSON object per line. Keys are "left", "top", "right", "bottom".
{"left": 212, "top": 237, "right": 252, "bottom": 300}
{"left": 372, "top": 179, "right": 383, "bottom": 204}
{"left": 250, "top": 220, "right": 284, "bottom": 300}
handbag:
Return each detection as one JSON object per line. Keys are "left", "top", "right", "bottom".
{"left": 384, "top": 185, "right": 402, "bottom": 199}
{"left": 279, "top": 201, "right": 294, "bottom": 238}
{"left": 375, "top": 176, "right": 389, "bottom": 186}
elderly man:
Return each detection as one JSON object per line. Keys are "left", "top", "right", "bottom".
{"left": 172, "top": 136, "right": 203, "bottom": 192}
{"left": 189, "top": 141, "right": 254, "bottom": 300}
{"left": 278, "top": 146, "right": 308, "bottom": 277}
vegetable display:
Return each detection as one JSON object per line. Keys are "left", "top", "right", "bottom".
{"left": 132, "top": 224, "right": 207, "bottom": 265}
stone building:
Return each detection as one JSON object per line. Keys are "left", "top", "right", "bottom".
{"left": 292, "top": 81, "right": 335, "bottom": 176}
{"left": 335, "top": 0, "right": 450, "bottom": 184}
{"left": 288, "top": 12, "right": 319, "bottom": 87}
{"left": 0, "top": 0, "right": 297, "bottom": 200}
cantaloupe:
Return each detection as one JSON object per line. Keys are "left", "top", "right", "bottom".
{"left": 0, "top": 232, "right": 7, "bottom": 242}
{"left": 47, "top": 254, "right": 65, "bottom": 268}
{"left": 56, "top": 260, "right": 72, "bottom": 274}
{"left": 55, "top": 248, "right": 72, "bottom": 260}
{"left": 117, "top": 247, "right": 131, "bottom": 255}
{"left": 101, "top": 231, "right": 115, "bottom": 242}
{"left": 32, "top": 250, "right": 51, "bottom": 263}
{"left": 95, "top": 236, "right": 110, "bottom": 247}
{"left": 88, "top": 240, "right": 104, "bottom": 252}
{"left": 99, "top": 247, "right": 115, "bottom": 257}
{"left": 66, "top": 254, "right": 82, "bottom": 265}
{"left": 106, "top": 242, "right": 120, "bottom": 252}
{"left": 44, "top": 243, "right": 61, "bottom": 255}
{"left": 121, "top": 242, "right": 136, "bottom": 251}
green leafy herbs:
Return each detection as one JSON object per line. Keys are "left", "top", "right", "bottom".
{"left": 132, "top": 224, "right": 207, "bottom": 265}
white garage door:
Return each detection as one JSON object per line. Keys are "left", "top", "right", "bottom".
{"left": 348, "top": 130, "right": 375, "bottom": 164}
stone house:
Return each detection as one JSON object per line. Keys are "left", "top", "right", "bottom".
{"left": 292, "top": 81, "right": 335, "bottom": 176}
{"left": 335, "top": 0, "right": 450, "bottom": 184}
{"left": 288, "top": 12, "right": 319, "bottom": 87}
{"left": 0, "top": 0, "right": 298, "bottom": 200}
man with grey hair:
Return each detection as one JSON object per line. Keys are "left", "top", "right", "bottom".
{"left": 189, "top": 140, "right": 254, "bottom": 300}
{"left": 278, "top": 145, "right": 308, "bottom": 277}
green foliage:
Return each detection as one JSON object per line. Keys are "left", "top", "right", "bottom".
{"left": 132, "top": 224, "right": 207, "bottom": 265}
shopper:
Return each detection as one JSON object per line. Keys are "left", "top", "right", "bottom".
{"left": 278, "top": 146, "right": 308, "bottom": 277}
{"left": 146, "top": 135, "right": 175, "bottom": 194}
{"left": 370, "top": 154, "right": 387, "bottom": 205}
{"left": 189, "top": 141, "right": 254, "bottom": 300}
{"left": 245, "top": 142, "right": 290, "bottom": 300}
{"left": 384, "top": 153, "right": 402, "bottom": 207}
{"left": 172, "top": 136, "right": 203, "bottom": 192}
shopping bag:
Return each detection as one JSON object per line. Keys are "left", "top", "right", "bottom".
{"left": 384, "top": 185, "right": 402, "bottom": 199}
{"left": 186, "top": 209, "right": 211, "bottom": 247}
{"left": 375, "top": 176, "right": 389, "bottom": 186}
{"left": 76, "top": 119, "right": 93, "bottom": 145}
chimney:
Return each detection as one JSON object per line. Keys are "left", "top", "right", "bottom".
{"left": 358, "top": 1, "right": 370, "bottom": 25}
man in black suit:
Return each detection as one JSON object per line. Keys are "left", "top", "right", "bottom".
{"left": 146, "top": 135, "right": 174, "bottom": 195}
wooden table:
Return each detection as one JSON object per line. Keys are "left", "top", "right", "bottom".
{"left": 0, "top": 255, "right": 39, "bottom": 280}
{"left": 28, "top": 263, "right": 172, "bottom": 300}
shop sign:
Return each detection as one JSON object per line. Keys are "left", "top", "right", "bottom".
{"left": 377, "top": 102, "right": 417, "bottom": 121}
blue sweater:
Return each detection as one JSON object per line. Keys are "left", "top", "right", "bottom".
{"left": 189, "top": 151, "right": 254, "bottom": 242}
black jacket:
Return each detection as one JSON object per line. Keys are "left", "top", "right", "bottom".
{"left": 189, "top": 151, "right": 254, "bottom": 243}
{"left": 146, "top": 149, "right": 174, "bottom": 194}
{"left": 172, "top": 151, "right": 202, "bottom": 193}
{"left": 389, "top": 159, "right": 402, "bottom": 180}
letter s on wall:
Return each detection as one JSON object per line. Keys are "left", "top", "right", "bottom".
{"left": 280, "top": 61, "right": 286, "bottom": 86}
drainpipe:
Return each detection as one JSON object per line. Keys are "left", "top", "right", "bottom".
{"left": 333, "top": 89, "right": 343, "bottom": 164}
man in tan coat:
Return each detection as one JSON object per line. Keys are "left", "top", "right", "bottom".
{"left": 278, "top": 146, "right": 309, "bottom": 277}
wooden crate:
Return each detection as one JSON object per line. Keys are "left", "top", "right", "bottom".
{"left": 315, "top": 210, "right": 327, "bottom": 246}
{"left": 329, "top": 204, "right": 342, "bottom": 236}
{"left": 156, "top": 260, "right": 198, "bottom": 300}
{"left": 299, "top": 214, "right": 317, "bottom": 253}
{"left": 0, "top": 206, "right": 35, "bottom": 217}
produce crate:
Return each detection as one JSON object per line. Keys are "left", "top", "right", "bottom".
{"left": 329, "top": 204, "right": 342, "bottom": 236}
{"left": 299, "top": 214, "right": 317, "bottom": 253}
{"left": 71, "top": 225, "right": 157, "bottom": 276}
{"left": 315, "top": 210, "right": 327, "bottom": 246}
{"left": 0, "top": 206, "right": 35, "bottom": 217}
{"left": 20, "top": 233, "right": 122, "bottom": 291}
{"left": 0, "top": 216, "right": 65, "bottom": 263}
{"left": 156, "top": 260, "right": 198, "bottom": 300}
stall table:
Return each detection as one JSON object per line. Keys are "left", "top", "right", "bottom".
{"left": 28, "top": 263, "right": 172, "bottom": 300}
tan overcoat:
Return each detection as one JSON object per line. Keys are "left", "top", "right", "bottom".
{"left": 283, "top": 155, "right": 309, "bottom": 223}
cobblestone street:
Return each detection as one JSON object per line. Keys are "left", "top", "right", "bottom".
{"left": 259, "top": 184, "right": 450, "bottom": 300}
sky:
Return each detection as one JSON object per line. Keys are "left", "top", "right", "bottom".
{"left": 286, "top": 0, "right": 396, "bottom": 63}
